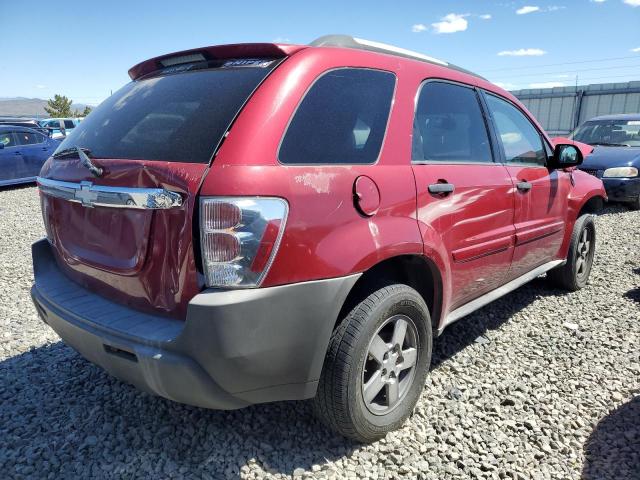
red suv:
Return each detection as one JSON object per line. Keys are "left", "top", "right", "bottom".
{"left": 31, "top": 35, "right": 606, "bottom": 442}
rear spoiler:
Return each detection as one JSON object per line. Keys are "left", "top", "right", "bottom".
{"left": 128, "top": 43, "right": 307, "bottom": 80}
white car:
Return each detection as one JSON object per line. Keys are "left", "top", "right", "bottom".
{"left": 39, "top": 118, "right": 79, "bottom": 140}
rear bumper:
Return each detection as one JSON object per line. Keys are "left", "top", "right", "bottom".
{"left": 603, "top": 177, "right": 640, "bottom": 202}
{"left": 31, "top": 239, "right": 359, "bottom": 409}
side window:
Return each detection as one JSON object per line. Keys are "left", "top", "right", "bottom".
{"left": 16, "top": 131, "right": 38, "bottom": 145}
{"left": 279, "top": 68, "right": 395, "bottom": 165}
{"left": 485, "top": 94, "right": 546, "bottom": 166}
{"left": 63, "top": 120, "right": 75, "bottom": 129}
{"left": 0, "top": 132, "right": 17, "bottom": 148}
{"left": 413, "top": 81, "right": 492, "bottom": 163}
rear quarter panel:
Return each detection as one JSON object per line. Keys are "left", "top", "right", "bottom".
{"left": 200, "top": 48, "right": 429, "bottom": 286}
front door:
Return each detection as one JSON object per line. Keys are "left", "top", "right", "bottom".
{"left": 411, "top": 81, "right": 516, "bottom": 310}
{"left": 15, "top": 130, "right": 53, "bottom": 177}
{"left": 482, "top": 93, "right": 570, "bottom": 280}
{"left": 0, "top": 131, "right": 26, "bottom": 182}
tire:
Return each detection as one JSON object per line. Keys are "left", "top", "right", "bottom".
{"left": 629, "top": 195, "right": 640, "bottom": 211}
{"left": 547, "top": 214, "right": 596, "bottom": 291}
{"left": 313, "top": 284, "right": 432, "bottom": 442}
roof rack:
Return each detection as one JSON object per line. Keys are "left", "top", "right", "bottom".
{"left": 309, "top": 35, "right": 486, "bottom": 80}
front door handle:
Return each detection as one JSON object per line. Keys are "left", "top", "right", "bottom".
{"left": 517, "top": 181, "right": 532, "bottom": 192}
{"left": 428, "top": 183, "right": 455, "bottom": 195}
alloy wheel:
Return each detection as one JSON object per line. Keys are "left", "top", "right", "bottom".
{"left": 361, "top": 314, "right": 419, "bottom": 415}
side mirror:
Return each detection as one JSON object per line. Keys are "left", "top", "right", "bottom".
{"left": 549, "top": 144, "right": 583, "bottom": 169}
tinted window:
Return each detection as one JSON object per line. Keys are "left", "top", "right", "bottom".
{"left": 56, "top": 64, "right": 277, "bottom": 163}
{"left": 0, "top": 132, "right": 16, "bottom": 148}
{"left": 485, "top": 94, "right": 546, "bottom": 166}
{"left": 413, "top": 82, "right": 492, "bottom": 163}
{"left": 15, "top": 131, "right": 39, "bottom": 145}
{"left": 63, "top": 120, "right": 75, "bottom": 129}
{"left": 279, "top": 69, "right": 395, "bottom": 164}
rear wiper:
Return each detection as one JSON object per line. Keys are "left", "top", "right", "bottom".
{"left": 53, "top": 146, "right": 92, "bottom": 159}
{"left": 53, "top": 146, "right": 103, "bottom": 177}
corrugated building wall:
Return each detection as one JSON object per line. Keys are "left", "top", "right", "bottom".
{"left": 512, "top": 81, "right": 640, "bottom": 136}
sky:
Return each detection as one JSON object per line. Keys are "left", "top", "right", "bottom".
{"left": 2, "top": 0, "right": 639, "bottom": 105}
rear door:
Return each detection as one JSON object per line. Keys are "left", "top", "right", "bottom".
{"left": 482, "top": 92, "right": 570, "bottom": 280}
{"left": 38, "top": 57, "right": 282, "bottom": 318}
{"left": 411, "top": 81, "right": 516, "bottom": 310}
{"left": 0, "top": 131, "right": 26, "bottom": 182}
{"left": 15, "top": 130, "right": 52, "bottom": 177}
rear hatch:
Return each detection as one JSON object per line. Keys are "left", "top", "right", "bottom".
{"left": 38, "top": 47, "right": 295, "bottom": 318}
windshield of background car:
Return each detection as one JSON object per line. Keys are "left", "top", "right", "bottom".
{"left": 55, "top": 58, "right": 279, "bottom": 163}
{"left": 571, "top": 119, "right": 640, "bottom": 147}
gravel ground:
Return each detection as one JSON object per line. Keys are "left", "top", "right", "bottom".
{"left": 0, "top": 185, "right": 638, "bottom": 480}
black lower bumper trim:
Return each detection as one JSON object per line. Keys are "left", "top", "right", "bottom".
{"left": 31, "top": 239, "right": 360, "bottom": 409}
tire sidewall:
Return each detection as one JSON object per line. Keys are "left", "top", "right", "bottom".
{"left": 570, "top": 214, "right": 596, "bottom": 289}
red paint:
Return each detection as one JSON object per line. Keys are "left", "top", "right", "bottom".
{"left": 39, "top": 42, "right": 606, "bottom": 326}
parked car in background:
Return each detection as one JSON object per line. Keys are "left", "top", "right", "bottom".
{"left": 0, "top": 126, "right": 59, "bottom": 186}
{"left": 0, "top": 117, "right": 50, "bottom": 136}
{"left": 31, "top": 35, "right": 606, "bottom": 442}
{"left": 570, "top": 114, "right": 640, "bottom": 210}
{"left": 38, "top": 118, "right": 79, "bottom": 140}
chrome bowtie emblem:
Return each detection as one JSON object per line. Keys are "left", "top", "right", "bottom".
{"left": 75, "top": 181, "right": 98, "bottom": 207}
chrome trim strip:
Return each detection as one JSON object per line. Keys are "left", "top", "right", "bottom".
{"left": 36, "top": 177, "right": 183, "bottom": 210}
{"left": 439, "top": 259, "right": 564, "bottom": 334}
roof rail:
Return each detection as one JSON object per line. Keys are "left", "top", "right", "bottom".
{"left": 309, "top": 35, "right": 485, "bottom": 80}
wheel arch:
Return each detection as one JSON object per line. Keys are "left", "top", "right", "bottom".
{"left": 335, "top": 254, "right": 444, "bottom": 332}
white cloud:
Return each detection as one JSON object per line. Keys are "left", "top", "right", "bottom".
{"left": 498, "top": 48, "right": 547, "bottom": 56}
{"left": 516, "top": 5, "right": 540, "bottom": 14}
{"left": 529, "top": 81, "right": 566, "bottom": 88}
{"left": 556, "top": 74, "right": 570, "bottom": 78}
{"left": 35, "top": 85, "right": 46, "bottom": 89}
{"left": 479, "top": 14, "right": 492, "bottom": 19}
{"left": 412, "top": 23, "right": 428, "bottom": 33}
{"left": 632, "top": 47, "right": 640, "bottom": 52}
{"left": 590, "top": 0, "right": 606, "bottom": 3}
{"left": 432, "top": 13, "right": 469, "bottom": 34}
{"left": 623, "top": 0, "right": 640, "bottom": 6}
{"left": 272, "top": 37, "right": 291, "bottom": 43}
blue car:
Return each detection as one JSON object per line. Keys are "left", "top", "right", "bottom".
{"left": 572, "top": 114, "right": 640, "bottom": 210}
{"left": 0, "top": 126, "right": 60, "bottom": 187}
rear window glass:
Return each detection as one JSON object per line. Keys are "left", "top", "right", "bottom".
{"left": 55, "top": 63, "right": 277, "bottom": 163}
{"left": 279, "top": 68, "right": 395, "bottom": 165}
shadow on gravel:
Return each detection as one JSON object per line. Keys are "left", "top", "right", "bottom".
{"left": 582, "top": 396, "right": 640, "bottom": 479}
{"left": 0, "top": 182, "right": 36, "bottom": 192}
{"left": 0, "top": 343, "right": 357, "bottom": 478}
{"left": 431, "top": 277, "right": 560, "bottom": 369}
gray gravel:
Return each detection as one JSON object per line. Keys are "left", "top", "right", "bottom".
{"left": 0, "top": 185, "right": 639, "bottom": 479}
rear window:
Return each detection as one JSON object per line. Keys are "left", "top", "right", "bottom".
{"left": 279, "top": 68, "right": 396, "bottom": 165}
{"left": 55, "top": 62, "right": 277, "bottom": 163}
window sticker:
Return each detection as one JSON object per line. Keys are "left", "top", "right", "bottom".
{"left": 222, "top": 59, "right": 275, "bottom": 68}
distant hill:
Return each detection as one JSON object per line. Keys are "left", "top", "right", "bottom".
{"left": 0, "top": 97, "right": 93, "bottom": 118}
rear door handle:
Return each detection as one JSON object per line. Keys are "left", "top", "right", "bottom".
{"left": 428, "top": 183, "right": 455, "bottom": 195}
{"left": 517, "top": 181, "right": 532, "bottom": 192}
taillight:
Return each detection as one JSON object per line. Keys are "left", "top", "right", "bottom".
{"left": 200, "top": 197, "right": 288, "bottom": 288}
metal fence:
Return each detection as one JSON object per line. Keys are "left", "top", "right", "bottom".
{"left": 512, "top": 81, "right": 640, "bottom": 136}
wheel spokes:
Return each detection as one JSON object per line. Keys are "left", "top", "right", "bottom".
{"left": 368, "top": 335, "right": 388, "bottom": 364}
{"left": 363, "top": 369, "right": 385, "bottom": 403}
{"left": 400, "top": 347, "right": 417, "bottom": 370}
{"left": 576, "top": 257, "right": 584, "bottom": 274}
{"left": 391, "top": 318, "right": 408, "bottom": 348}
{"left": 386, "top": 379, "right": 399, "bottom": 405}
